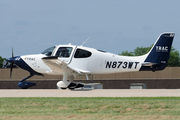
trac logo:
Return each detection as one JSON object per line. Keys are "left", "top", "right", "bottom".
{"left": 25, "top": 58, "right": 35, "bottom": 61}
{"left": 156, "top": 46, "right": 168, "bottom": 52}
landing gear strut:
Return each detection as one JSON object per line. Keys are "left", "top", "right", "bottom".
{"left": 17, "top": 74, "right": 36, "bottom": 89}
{"left": 57, "top": 73, "right": 84, "bottom": 90}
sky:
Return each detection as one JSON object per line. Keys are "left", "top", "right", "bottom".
{"left": 0, "top": 0, "right": 180, "bottom": 58}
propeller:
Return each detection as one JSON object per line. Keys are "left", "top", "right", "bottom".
{"left": 12, "top": 47, "right": 14, "bottom": 58}
{"left": 10, "top": 48, "right": 15, "bottom": 77}
{"left": 6, "top": 48, "right": 15, "bottom": 77}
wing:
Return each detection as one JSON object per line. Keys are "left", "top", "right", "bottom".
{"left": 42, "top": 56, "right": 84, "bottom": 77}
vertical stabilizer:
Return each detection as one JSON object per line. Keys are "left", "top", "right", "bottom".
{"left": 140, "top": 33, "right": 175, "bottom": 71}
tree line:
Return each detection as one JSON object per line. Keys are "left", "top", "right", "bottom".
{"left": 119, "top": 45, "right": 180, "bottom": 66}
{"left": 0, "top": 56, "right": 6, "bottom": 68}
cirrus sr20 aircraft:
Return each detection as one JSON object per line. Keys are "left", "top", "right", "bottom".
{"left": 6, "top": 33, "right": 175, "bottom": 89}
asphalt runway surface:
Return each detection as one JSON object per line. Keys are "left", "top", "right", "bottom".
{"left": 1, "top": 89, "right": 180, "bottom": 97}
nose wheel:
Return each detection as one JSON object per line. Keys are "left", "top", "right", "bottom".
{"left": 17, "top": 74, "right": 36, "bottom": 89}
{"left": 18, "top": 81, "right": 36, "bottom": 89}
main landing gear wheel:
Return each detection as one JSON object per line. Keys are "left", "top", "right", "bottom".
{"left": 61, "top": 88, "right": 67, "bottom": 90}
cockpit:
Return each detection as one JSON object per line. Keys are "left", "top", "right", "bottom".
{"left": 41, "top": 45, "right": 92, "bottom": 58}
{"left": 55, "top": 47, "right": 73, "bottom": 57}
{"left": 41, "top": 46, "right": 73, "bottom": 58}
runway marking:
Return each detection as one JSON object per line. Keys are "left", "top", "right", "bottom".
{"left": 1, "top": 89, "right": 180, "bottom": 97}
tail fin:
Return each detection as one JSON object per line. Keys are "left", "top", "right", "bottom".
{"left": 140, "top": 33, "right": 175, "bottom": 71}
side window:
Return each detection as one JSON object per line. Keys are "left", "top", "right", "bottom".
{"left": 55, "top": 47, "right": 72, "bottom": 57}
{"left": 74, "top": 49, "right": 92, "bottom": 58}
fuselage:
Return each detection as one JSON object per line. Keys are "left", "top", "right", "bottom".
{"left": 14, "top": 44, "right": 147, "bottom": 75}
{"left": 5, "top": 33, "right": 175, "bottom": 89}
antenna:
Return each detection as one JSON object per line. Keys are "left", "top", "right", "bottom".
{"left": 81, "top": 37, "right": 90, "bottom": 46}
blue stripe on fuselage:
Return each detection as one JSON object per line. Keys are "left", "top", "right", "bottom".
{"left": 14, "top": 56, "right": 42, "bottom": 75}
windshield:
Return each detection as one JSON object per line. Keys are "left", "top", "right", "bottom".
{"left": 41, "top": 46, "right": 55, "bottom": 56}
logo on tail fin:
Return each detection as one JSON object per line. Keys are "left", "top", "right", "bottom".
{"left": 156, "top": 46, "right": 168, "bottom": 52}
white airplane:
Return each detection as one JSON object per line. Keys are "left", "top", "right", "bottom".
{"left": 6, "top": 33, "right": 175, "bottom": 89}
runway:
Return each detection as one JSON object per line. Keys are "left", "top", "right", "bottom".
{"left": 0, "top": 89, "right": 180, "bottom": 97}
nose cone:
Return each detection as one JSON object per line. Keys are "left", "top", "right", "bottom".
{"left": 6, "top": 57, "right": 15, "bottom": 63}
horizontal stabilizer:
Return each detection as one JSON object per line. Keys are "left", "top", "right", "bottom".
{"left": 142, "top": 62, "right": 158, "bottom": 66}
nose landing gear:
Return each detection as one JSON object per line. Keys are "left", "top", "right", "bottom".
{"left": 17, "top": 74, "right": 36, "bottom": 89}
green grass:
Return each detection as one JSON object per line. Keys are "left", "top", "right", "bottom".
{"left": 0, "top": 97, "right": 180, "bottom": 120}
